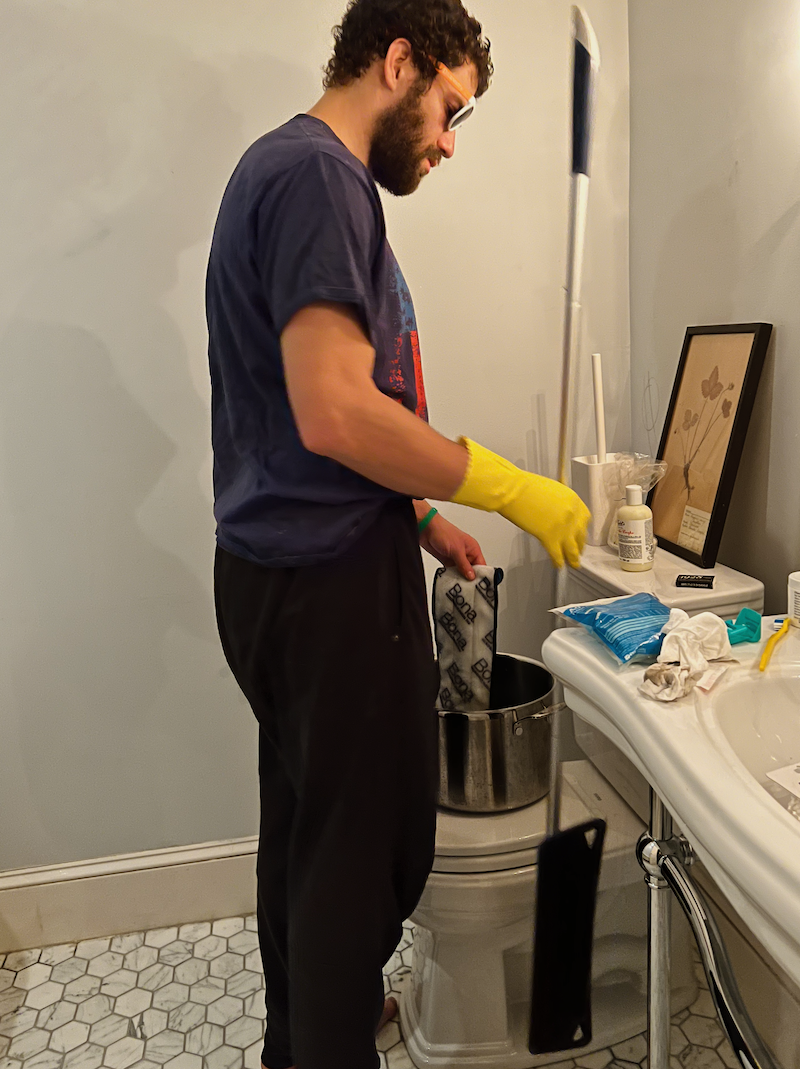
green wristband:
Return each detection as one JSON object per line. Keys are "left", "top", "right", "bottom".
{"left": 417, "top": 507, "right": 438, "bottom": 534}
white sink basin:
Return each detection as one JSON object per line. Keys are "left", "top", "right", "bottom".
{"left": 542, "top": 619, "right": 800, "bottom": 988}
{"left": 703, "top": 673, "right": 800, "bottom": 817}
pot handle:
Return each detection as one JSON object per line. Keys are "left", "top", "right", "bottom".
{"left": 512, "top": 701, "right": 566, "bottom": 736}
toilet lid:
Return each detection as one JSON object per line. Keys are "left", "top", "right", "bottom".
{"left": 434, "top": 780, "right": 592, "bottom": 859}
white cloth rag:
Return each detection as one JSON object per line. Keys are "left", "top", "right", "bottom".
{"left": 639, "top": 609, "right": 732, "bottom": 702}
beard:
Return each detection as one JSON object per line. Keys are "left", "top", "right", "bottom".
{"left": 369, "top": 84, "right": 441, "bottom": 197}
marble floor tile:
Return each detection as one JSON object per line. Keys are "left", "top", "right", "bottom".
{"left": 39, "top": 946, "right": 76, "bottom": 968}
{"left": 209, "top": 954, "right": 243, "bottom": 981}
{"left": 0, "top": 988, "right": 26, "bottom": 1017}
{"left": 98, "top": 971, "right": 136, "bottom": 999}
{"left": 86, "top": 952, "right": 124, "bottom": 979}
{"left": 51, "top": 958, "right": 88, "bottom": 985}
{"left": 0, "top": 911, "right": 757, "bottom": 1069}
{"left": 13, "top": 963, "right": 52, "bottom": 990}
{"left": 211, "top": 920, "right": 244, "bottom": 940}
{"left": 105, "top": 1035, "right": 145, "bottom": 1069}
{"left": 39, "top": 1000, "right": 78, "bottom": 1031}
{"left": 74, "top": 940, "right": 110, "bottom": 962}
{"left": 138, "top": 965, "right": 174, "bottom": 993}
{"left": 88, "top": 1013, "right": 128, "bottom": 1047}
{"left": 222, "top": 1016, "right": 262, "bottom": 1051}
{"left": 204, "top": 1045, "right": 243, "bottom": 1069}
{"left": 172, "top": 962, "right": 205, "bottom": 989}
{"left": 226, "top": 933, "right": 258, "bottom": 957}
{"left": 0, "top": 1007, "right": 38, "bottom": 1037}
{"left": 50, "top": 1019, "right": 91, "bottom": 1052}
{"left": 575, "top": 1052, "right": 613, "bottom": 1068}
{"left": 158, "top": 945, "right": 192, "bottom": 969}
{"left": 165, "top": 1053, "right": 202, "bottom": 1069}
{"left": 8, "top": 1026, "right": 49, "bottom": 1059}
{"left": 178, "top": 925, "right": 211, "bottom": 946}
{"left": 225, "top": 972, "right": 261, "bottom": 1001}
{"left": 206, "top": 997, "right": 243, "bottom": 1029}
{"left": 4, "top": 951, "right": 41, "bottom": 972}
{"left": 676, "top": 1046, "right": 725, "bottom": 1067}
{"left": 63, "top": 1040, "right": 104, "bottom": 1069}
{"left": 144, "top": 930, "right": 178, "bottom": 951}
{"left": 24, "top": 982, "right": 64, "bottom": 1011}
{"left": 143, "top": 1028, "right": 185, "bottom": 1065}
{"left": 110, "top": 935, "right": 145, "bottom": 957}
{"left": 166, "top": 1003, "right": 205, "bottom": 1035}
{"left": 186, "top": 978, "right": 225, "bottom": 1006}
{"left": 185, "top": 1021, "right": 223, "bottom": 1056}
{"left": 151, "top": 985, "right": 190, "bottom": 1014}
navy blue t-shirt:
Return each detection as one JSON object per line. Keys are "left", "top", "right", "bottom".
{"left": 206, "top": 115, "right": 428, "bottom": 566}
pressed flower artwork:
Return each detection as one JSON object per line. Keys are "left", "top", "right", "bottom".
{"left": 649, "top": 325, "right": 771, "bottom": 566}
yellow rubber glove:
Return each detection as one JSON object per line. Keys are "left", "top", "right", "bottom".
{"left": 450, "top": 438, "right": 590, "bottom": 569}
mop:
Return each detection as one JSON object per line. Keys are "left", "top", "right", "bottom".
{"left": 528, "top": 7, "right": 607, "bottom": 1056}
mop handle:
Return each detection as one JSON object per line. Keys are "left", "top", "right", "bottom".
{"left": 592, "top": 352, "right": 607, "bottom": 463}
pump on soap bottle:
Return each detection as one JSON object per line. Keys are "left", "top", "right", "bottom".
{"left": 617, "top": 484, "right": 654, "bottom": 572}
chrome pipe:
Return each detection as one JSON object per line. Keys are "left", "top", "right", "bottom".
{"left": 643, "top": 790, "right": 673, "bottom": 1069}
{"left": 659, "top": 855, "right": 779, "bottom": 1069}
{"left": 636, "top": 792, "right": 779, "bottom": 1069}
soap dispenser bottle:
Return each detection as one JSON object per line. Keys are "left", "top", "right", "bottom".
{"left": 617, "top": 484, "right": 654, "bottom": 572}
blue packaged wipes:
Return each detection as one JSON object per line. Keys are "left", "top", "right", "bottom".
{"left": 559, "top": 593, "right": 671, "bottom": 663}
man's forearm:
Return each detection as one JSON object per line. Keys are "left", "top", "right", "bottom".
{"left": 313, "top": 387, "right": 469, "bottom": 501}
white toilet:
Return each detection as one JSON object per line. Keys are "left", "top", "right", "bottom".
{"left": 400, "top": 543, "right": 764, "bottom": 1069}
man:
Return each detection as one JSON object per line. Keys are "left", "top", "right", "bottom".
{"left": 207, "top": 4, "right": 589, "bottom": 1069}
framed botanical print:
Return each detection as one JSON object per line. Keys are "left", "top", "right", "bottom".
{"left": 648, "top": 323, "right": 772, "bottom": 568}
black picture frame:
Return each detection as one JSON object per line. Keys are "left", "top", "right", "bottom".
{"left": 647, "top": 323, "right": 772, "bottom": 569}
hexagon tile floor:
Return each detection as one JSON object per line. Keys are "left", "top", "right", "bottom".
{"left": 0, "top": 917, "right": 740, "bottom": 1069}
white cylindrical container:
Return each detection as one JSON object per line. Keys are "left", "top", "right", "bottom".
{"left": 788, "top": 572, "right": 800, "bottom": 627}
{"left": 617, "top": 484, "right": 654, "bottom": 572}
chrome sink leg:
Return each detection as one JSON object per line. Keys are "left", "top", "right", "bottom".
{"left": 642, "top": 789, "right": 673, "bottom": 1069}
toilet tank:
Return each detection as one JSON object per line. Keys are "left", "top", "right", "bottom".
{"left": 564, "top": 543, "right": 764, "bottom": 820}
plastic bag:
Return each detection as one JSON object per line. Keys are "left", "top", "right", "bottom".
{"left": 552, "top": 593, "right": 671, "bottom": 663}
{"left": 605, "top": 453, "right": 668, "bottom": 548}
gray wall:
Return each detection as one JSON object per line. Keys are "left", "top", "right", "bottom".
{"left": 0, "top": 1, "right": 629, "bottom": 870}
{"left": 629, "top": 0, "right": 800, "bottom": 612}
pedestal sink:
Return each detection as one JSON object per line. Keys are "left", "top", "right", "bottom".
{"left": 542, "top": 617, "right": 800, "bottom": 1068}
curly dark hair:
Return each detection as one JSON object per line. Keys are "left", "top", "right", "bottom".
{"left": 323, "top": 0, "right": 493, "bottom": 98}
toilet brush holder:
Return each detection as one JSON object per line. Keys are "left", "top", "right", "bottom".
{"left": 571, "top": 456, "right": 619, "bottom": 546}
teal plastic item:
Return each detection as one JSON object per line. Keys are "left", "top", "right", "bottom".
{"left": 724, "top": 607, "right": 762, "bottom": 645}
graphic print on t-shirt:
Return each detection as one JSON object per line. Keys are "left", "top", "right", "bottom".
{"left": 384, "top": 252, "right": 428, "bottom": 422}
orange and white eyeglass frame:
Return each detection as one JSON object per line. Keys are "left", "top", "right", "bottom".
{"left": 433, "top": 60, "right": 477, "bottom": 130}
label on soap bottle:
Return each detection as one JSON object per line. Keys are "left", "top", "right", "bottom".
{"left": 618, "top": 518, "right": 654, "bottom": 564}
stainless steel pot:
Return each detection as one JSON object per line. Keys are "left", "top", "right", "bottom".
{"left": 437, "top": 653, "right": 565, "bottom": 813}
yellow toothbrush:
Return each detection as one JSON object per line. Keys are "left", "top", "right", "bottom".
{"left": 759, "top": 618, "right": 790, "bottom": 672}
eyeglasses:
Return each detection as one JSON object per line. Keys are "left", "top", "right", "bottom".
{"left": 433, "top": 61, "right": 476, "bottom": 131}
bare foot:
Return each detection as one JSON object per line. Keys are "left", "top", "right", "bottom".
{"left": 378, "top": 995, "right": 398, "bottom": 1032}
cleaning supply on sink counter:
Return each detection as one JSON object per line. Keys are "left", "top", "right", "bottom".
{"left": 725, "top": 607, "right": 762, "bottom": 645}
{"left": 789, "top": 572, "right": 800, "bottom": 627}
{"left": 553, "top": 592, "right": 670, "bottom": 663}
{"left": 639, "top": 609, "right": 732, "bottom": 701}
{"left": 617, "top": 484, "right": 654, "bottom": 572}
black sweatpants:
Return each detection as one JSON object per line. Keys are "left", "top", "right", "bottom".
{"left": 214, "top": 500, "right": 439, "bottom": 1069}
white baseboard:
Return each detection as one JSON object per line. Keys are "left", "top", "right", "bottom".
{"left": 0, "top": 837, "right": 258, "bottom": 953}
